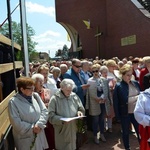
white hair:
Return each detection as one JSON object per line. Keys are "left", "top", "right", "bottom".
{"left": 31, "top": 73, "right": 44, "bottom": 81}
{"left": 52, "top": 67, "right": 60, "bottom": 73}
{"left": 60, "top": 64, "right": 68, "bottom": 68}
{"left": 60, "top": 79, "right": 76, "bottom": 90}
{"left": 100, "top": 66, "right": 108, "bottom": 73}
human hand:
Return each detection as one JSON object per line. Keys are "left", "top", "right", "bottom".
{"left": 106, "top": 115, "right": 112, "bottom": 118}
{"left": 102, "top": 99, "right": 106, "bottom": 103}
{"left": 94, "top": 97, "right": 104, "bottom": 103}
{"left": 33, "top": 125, "right": 41, "bottom": 134}
{"left": 95, "top": 97, "right": 100, "bottom": 103}
{"left": 77, "top": 111, "right": 83, "bottom": 117}
{"left": 81, "top": 84, "right": 90, "bottom": 90}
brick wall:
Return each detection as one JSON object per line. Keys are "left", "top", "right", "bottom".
{"left": 56, "top": 0, "right": 150, "bottom": 59}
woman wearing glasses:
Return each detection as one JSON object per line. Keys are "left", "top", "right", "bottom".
{"left": 8, "top": 76, "right": 48, "bottom": 150}
{"left": 86, "top": 64, "right": 111, "bottom": 144}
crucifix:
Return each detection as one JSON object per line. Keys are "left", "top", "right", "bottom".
{"left": 95, "top": 26, "right": 102, "bottom": 58}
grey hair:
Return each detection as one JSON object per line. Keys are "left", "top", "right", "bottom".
{"left": 52, "top": 67, "right": 60, "bottom": 73}
{"left": 31, "top": 73, "right": 44, "bottom": 81}
{"left": 60, "top": 79, "right": 76, "bottom": 90}
{"left": 60, "top": 64, "right": 68, "bottom": 68}
{"left": 81, "top": 60, "right": 89, "bottom": 66}
{"left": 100, "top": 66, "right": 108, "bottom": 73}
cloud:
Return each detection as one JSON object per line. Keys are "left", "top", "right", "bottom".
{"left": 26, "top": 1, "right": 55, "bottom": 17}
{"left": 33, "top": 30, "right": 71, "bottom": 57}
{"left": 34, "top": 30, "right": 60, "bottom": 40}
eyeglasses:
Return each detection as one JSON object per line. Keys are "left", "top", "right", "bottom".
{"left": 25, "top": 87, "right": 35, "bottom": 90}
{"left": 92, "top": 70, "right": 99, "bottom": 73}
{"left": 74, "top": 65, "right": 82, "bottom": 68}
{"left": 37, "top": 80, "right": 44, "bottom": 84}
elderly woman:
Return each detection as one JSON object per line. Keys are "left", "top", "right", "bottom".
{"left": 51, "top": 67, "right": 61, "bottom": 88}
{"left": 32, "top": 73, "right": 51, "bottom": 107}
{"left": 100, "top": 65, "right": 115, "bottom": 133}
{"left": 8, "top": 76, "right": 48, "bottom": 150}
{"left": 48, "top": 79, "right": 85, "bottom": 150}
{"left": 86, "top": 64, "right": 111, "bottom": 144}
{"left": 32, "top": 73, "right": 55, "bottom": 150}
{"left": 113, "top": 64, "right": 140, "bottom": 150}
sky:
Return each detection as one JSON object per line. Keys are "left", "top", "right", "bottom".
{"left": 0, "top": 0, "right": 71, "bottom": 58}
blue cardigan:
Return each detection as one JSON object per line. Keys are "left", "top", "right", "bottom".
{"left": 113, "top": 80, "right": 140, "bottom": 120}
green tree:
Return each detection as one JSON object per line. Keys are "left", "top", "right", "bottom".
{"left": 62, "top": 44, "right": 68, "bottom": 59}
{"left": 55, "top": 44, "right": 68, "bottom": 59}
{"left": 0, "top": 21, "right": 38, "bottom": 61}
{"left": 55, "top": 49, "right": 62, "bottom": 57}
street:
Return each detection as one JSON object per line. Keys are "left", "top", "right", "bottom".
{"left": 79, "top": 123, "right": 139, "bottom": 150}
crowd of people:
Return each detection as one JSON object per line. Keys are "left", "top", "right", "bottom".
{"left": 8, "top": 55, "right": 150, "bottom": 150}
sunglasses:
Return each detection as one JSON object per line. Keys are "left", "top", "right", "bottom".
{"left": 74, "top": 65, "right": 82, "bottom": 68}
{"left": 92, "top": 70, "right": 99, "bottom": 73}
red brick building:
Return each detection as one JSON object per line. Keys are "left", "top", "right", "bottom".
{"left": 55, "top": 0, "right": 150, "bottom": 59}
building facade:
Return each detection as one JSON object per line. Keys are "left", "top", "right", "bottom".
{"left": 55, "top": 0, "right": 150, "bottom": 59}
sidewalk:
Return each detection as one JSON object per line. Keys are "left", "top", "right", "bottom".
{"left": 79, "top": 123, "right": 139, "bottom": 150}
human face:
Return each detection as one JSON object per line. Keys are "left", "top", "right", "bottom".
{"left": 146, "top": 62, "right": 150, "bottom": 68}
{"left": 92, "top": 69, "right": 99, "bottom": 78}
{"left": 122, "top": 70, "right": 133, "bottom": 84}
{"left": 72, "top": 62, "right": 82, "bottom": 73}
{"left": 21, "top": 86, "right": 35, "bottom": 96}
{"left": 101, "top": 70, "right": 108, "bottom": 78}
{"left": 62, "top": 87, "right": 72, "bottom": 97}
{"left": 35, "top": 78, "right": 44, "bottom": 92}
{"left": 39, "top": 69, "right": 49, "bottom": 83}
{"left": 60, "top": 67, "right": 68, "bottom": 74}
{"left": 132, "top": 63, "right": 139, "bottom": 70}
{"left": 108, "top": 65, "right": 115, "bottom": 73}
{"left": 83, "top": 63, "right": 89, "bottom": 71}
{"left": 53, "top": 71, "right": 60, "bottom": 79}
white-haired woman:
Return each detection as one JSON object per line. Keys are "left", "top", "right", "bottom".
{"left": 59, "top": 64, "right": 68, "bottom": 81}
{"left": 32, "top": 73, "right": 51, "bottom": 107}
{"left": 32, "top": 73, "right": 55, "bottom": 150}
{"left": 51, "top": 67, "right": 61, "bottom": 88}
{"left": 48, "top": 79, "right": 85, "bottom": 150}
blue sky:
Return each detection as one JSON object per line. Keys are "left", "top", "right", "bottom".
{"left": 0, "top": 0, "right": 71, "bottom": 58}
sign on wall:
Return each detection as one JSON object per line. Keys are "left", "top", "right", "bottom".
{"left": 121, "top": 35, "right": 136, "bottom": 46}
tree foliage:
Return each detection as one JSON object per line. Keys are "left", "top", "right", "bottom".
{"left": 62, "top": 44, "right": 69, "bottom": 59}
{"left": 0, "top": 21, "right": 38, "bottom": 61}
{"left": 55, "top": 49, "right": 62, "bottom": 57}
{"left": 55, "top": 44, "right": 69, "bottom": 59}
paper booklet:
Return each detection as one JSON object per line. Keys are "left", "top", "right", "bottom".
{"left": 60, "top": 116, "right": 86, "bottom": 122}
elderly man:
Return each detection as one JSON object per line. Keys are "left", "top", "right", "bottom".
{"left": 63, "top": 58, "right": 90, "bottom": 106}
